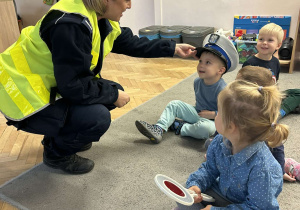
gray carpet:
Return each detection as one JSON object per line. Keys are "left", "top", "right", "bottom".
{"left": 0, "top": 65, "right": 299, "bottom": 210}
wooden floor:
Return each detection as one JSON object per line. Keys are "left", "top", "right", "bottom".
{"left": 0, "top": 53, "right": 197, "bottom": 210}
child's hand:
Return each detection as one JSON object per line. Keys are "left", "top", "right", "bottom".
{"left": 201, "top": 205, "right": 212, "bottom": 210}
{"left": 283, "top": 172, "right": 296, "bottom": 182}
{"left": 198, "top": 110, "right": 215, "bottom": 119}
{"left": 188, "top": 186, "right": 203, "bottom": 203}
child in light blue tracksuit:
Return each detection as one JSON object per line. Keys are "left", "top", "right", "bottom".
{"left": 135, "top": 33, "right": 239, "bottom": 143}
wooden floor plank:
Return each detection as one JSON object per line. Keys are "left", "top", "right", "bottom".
{"left": 0, "top": 201, "right": 18, "bottom": 210}
{"left": 0, "top": 160, "right": 27, "bottom": 169}
{"left": 0, "top": 126, "right": 14, "bottom": 152}
{"left": 9, "top": 133, "right": 27, "bottom": 157}
{"left": 18, "top": 135, "right": 33, "bottom": 161}
{"left": 25, "top": 135, "right": 43, "bottom": 165}
{"left": 0, "top": 163, "right": 35, "bottom": 176}
{"left": 2, "top": 129, "right": 18, "bottom": 154}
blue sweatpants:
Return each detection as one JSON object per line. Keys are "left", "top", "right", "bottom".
{"left": 156, "top": 100, "right": 216, "bottom": 140}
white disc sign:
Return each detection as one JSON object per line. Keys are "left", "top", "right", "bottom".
{"left": 154, "top": 174, "right": 215, "bottom": 206}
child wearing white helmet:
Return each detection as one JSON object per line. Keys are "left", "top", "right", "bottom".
{"left": 135, "top": 33, "right": 239, "bottom": 143}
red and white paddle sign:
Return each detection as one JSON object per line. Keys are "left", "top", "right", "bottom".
{"left": 154, "top": 174, "right": 215, "bottom": 206}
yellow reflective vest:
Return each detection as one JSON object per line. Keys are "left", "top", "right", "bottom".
{"left": 0, "top": 0, "right": 121, "bottom": 121}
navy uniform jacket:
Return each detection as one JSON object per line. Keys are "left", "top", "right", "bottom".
{"left": 40, "top": 10, "right": 176, "bottom": 106}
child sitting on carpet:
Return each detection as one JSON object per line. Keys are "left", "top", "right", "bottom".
{"left": 206, "top": 66, "right": 297, "bottom": 182}
{"left": 242, "top": 23, "right": 300, "bottom": 119}
{"left": 236, "top": 66, "right": 296, "bottom": 182}
{"left": 242, "top": 23, "right": 283, "bottom": 83}
{"left": 203, "top": 65, "right": 275, "bottom": 157}
{"left": 175, "top": 80, "right": 289, "bottom": 210}
{"left": 135, "top": 33, "right": 239, "bottom": 143}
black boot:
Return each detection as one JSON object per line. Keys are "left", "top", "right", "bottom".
{"left": 43, "top": 152, "right": 95, "bottom": 174}
{"left": 42, "top": 136, "right": 94, "bottom": 174}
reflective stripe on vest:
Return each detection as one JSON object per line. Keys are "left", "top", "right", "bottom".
{"left": 0, "top": 0, "right": 121, "bottom": 120}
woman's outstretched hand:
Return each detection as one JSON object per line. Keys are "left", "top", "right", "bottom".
{"left": 174, "top": 44, "right": 198, "bottom": 59}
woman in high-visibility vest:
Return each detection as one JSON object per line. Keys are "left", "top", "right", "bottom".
{"left": 0, "top": 0, "right": 196, "bottom": 174}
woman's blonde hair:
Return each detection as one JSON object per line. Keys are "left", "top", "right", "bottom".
{"left": 218, "top": 80, "right": 289, "bottom": 147}
{"left": 259, "top": 23, "right": 284, "bottom": 44}
{"left": 237, "top": 66, "right": 275, "bottom": 86}
{"left": 83, "top": 0, "right": 107, "bottom": 17}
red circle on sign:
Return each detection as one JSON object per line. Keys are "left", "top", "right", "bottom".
{"left": 164, "top": 180, "right": 185, "bottom": 197}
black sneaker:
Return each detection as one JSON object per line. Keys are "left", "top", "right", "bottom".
{"left": 135, "top": 120, "right": 163, "bottom": 144}
{"left": 43, "top": 153, "right": 94, "bottom": 174}
{"left": 169, "top": 119, "right": 186, "bottom": 135}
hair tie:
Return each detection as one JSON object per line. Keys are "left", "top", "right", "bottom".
{"left": 271, "top": 122, "right": 276, "bottom": 128}
{"left": 258, "top": 86, "right": 263, "bottom": 92}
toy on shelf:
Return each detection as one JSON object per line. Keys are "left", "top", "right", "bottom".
{"left": 236, "top": 40, "right": 258, "bottom": 64}
{"left": 235, "top": 30, "right": 244, "bottom": 38}
{"left": 241, "top": 33, "right": 257, "bottom": 41}
{"left": 215, "top": 28, "right": 233, "bottom": 38}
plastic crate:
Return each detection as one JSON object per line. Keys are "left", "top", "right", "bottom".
{"left": 160, "top": 25, "right": 191, "bottom": 43}
{"left": 181, "top": 26, "right": 214, "bottom": 47}
{"left": 139, "top": 25, "right": 168, "bottom": 40}
{"left": 139, "top": 27, "right": 161, "bottom": 40}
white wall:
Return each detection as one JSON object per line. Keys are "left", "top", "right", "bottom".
{"left": 15, "top": 0, "right": 50, "bottom": 27}
{"left": 120, "top": 0, "right": 155, "bottom": 35}
{"left": 15, "top": 0, "right": 300, "bottom": 38}
{"left": 157, "top": 0, "right": 300, "bottom": 39}
{"left": 14, "top": 0, "right": 155, "bottom": 36}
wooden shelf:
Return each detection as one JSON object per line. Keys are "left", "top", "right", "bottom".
{"left": 289, "top": 9, "right": 300, "bottom": 73}
{"left": 279, "top": 59, "right": 291, "bottom": 65}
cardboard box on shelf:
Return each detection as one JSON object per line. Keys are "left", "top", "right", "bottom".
{"left": 233, "top": 16, "right": 291, "bottom": 41}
